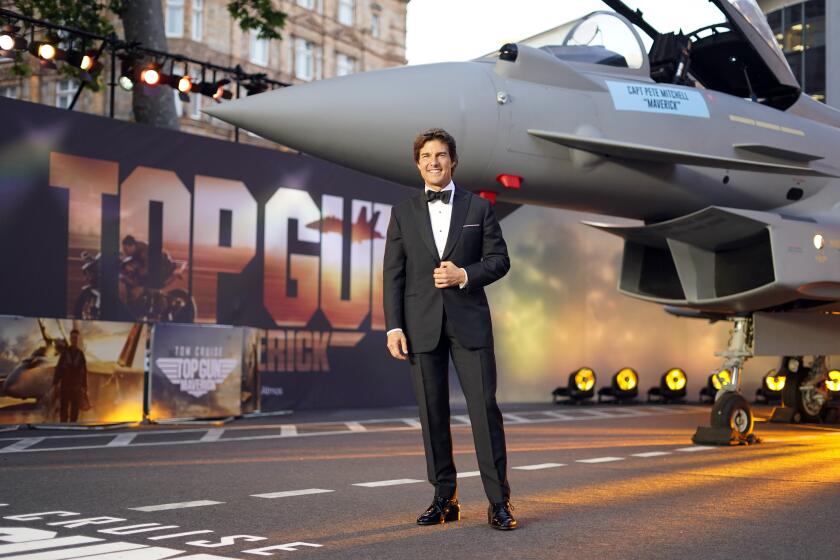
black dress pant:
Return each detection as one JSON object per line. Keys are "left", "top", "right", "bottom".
{"left": 408, "top": 310, "right": 510, "bottom": 504}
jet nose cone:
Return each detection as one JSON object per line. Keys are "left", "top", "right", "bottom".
{"left": 204, "top": 63, "right": 500, "bottom": 186}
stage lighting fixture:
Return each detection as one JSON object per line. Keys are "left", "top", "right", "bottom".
{"left": 699, "top": 369, "right": 731, "bottom": 403}
{"left": 712, "top": 369, "right": 731, "bottom": 390}
{"left": 118, "top": 57, "right": 136, "bottom": 91}
{"left": 196, "top": 78, "right": 229, "bottom": 100}
{"left": 28, "top": 39, "right": 60, "bottom": 69}
{"left": 755, "top": 368, "right": 785, "bottom": 404}
{"left": 552, "top": 367, "right": 596, "bottom": 404}
{"left": 213, "top": 83, "right": 233, "bottom": 101}
{"left": 765, "top": 371, "right": 786, "bottom": 392}
{"left": 30, "top": 40, "right": 56, "bottom": 60}
{"left": 0, "top": 25, "right": 27, "bottom": 52}
{"left": 826, "top": 369, "right": 840, "bottom": 393}
{"left": 647, "top": 368, "right": 687, "bottom": 403}
{"left": 177, "top": 75, "right": 193, "bottom": 93}
{"left": 597, "top": 367, "right": 639, "bottom": 403}
{"left": 244, "top": 81, "right": 269, "bottom": 95}
{"left": 65, "top": 49, "right": 100, "bottom": 73}
{"left": 140, "top": 66, "right": 161, "bottom": 86}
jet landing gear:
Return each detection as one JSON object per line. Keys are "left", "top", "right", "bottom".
{"left": 693, "top": 316, "right": 760, "bottom": 446}
{"left": 773, "top": 356, "right": 830, "bottom": 424}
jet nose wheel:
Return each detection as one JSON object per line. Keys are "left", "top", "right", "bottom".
{"left": 711, "top": 393, "right": 755, "bottom": 443}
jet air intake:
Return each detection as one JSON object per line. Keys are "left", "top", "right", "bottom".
{"left": 587, "top": 207, "right": 840, "bottom": 314}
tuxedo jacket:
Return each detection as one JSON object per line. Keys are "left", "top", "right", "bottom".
{"left": 383, "top": 187, "right": 510, "bottom": 353}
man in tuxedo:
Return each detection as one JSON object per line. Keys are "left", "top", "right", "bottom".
{"left": 383, "top": 128, "right": 516, "bottom": 530}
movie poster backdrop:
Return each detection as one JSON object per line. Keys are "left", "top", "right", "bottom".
{"left": 0, "top": 315, "right": 147, "bottom": 425}
{"left": 0, "top": 97, "right": 416, "bottom": 411}
{"left": 149, "top": 323, "right": 244, "bottom": 420}
{"left": 241, "top": 327, "right": 260, "bottom": 414}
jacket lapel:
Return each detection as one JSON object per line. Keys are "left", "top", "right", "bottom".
{"left": 441, "top": 188, "right": 470, "bottom": 260}
{"left": 412, "top": 192, "right": 440, "bottom": 262}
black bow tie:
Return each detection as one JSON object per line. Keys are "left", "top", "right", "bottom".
{"left": 426, "top": 190, "right": 452, "bottom": 204}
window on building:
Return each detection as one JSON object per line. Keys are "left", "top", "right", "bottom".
{"left": 0, "top": 85, "right": 19, "bottom": 99}
{"left": 294, "top": 38, "right": 322, "bottom": 80}
{"left": 250, "top": 31, "right": 270, "bottom": 66}
{"left": 783, "top": 4, "right": 803, "bottom": 53}
{"left": 371, "top": 13, "right": 381, "bottom": 38}
{"left": 173, "top": 89, "right": 184, "bottom": 118}
{"left": 297, "top": 0, "right": 314, "bottom": 9}
{"left": 804, "top": 0, "right": 825, "bottom": 49}
{"left": 336, "top": 53, "right": 357, "bottom": 76}
{"left": 190, "top": 89, "right": 203, "bottom": 119}
{"left": 192, "top": 0, "right": 204, "bottom": 41}
{"left": 338, "top": 0, "right": 355, "bottom": 26}
{"left": 186, "top": 69, "right": 202, "bottom": 119}
{"left": 768, "top": 0, "right": 826, "bottom": 101}
{"left": 166, "top": 0, "right": 185, "bottom": 38}
{"left": 55, "top": 79, "right": 77, "bottom": 109}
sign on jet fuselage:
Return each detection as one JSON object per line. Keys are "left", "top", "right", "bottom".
{"left": 606, "top": 80, "right": 710, "bottom": 119}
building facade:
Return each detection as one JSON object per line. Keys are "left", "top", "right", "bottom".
{"left": 0, "top": 0, "right": 408, "bottom": 146}
{"left": 757, "top": 0, "right": 837, "bottom": 108}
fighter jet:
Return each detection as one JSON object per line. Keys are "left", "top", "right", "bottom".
{"left": 205, "top": 0, "right": 840, "bottom": 443}
{"left": 306, "top": 206, "right": 385, "bottom": 241}
{"left": 1, "top": 319, "right": 145, "bottom": 412}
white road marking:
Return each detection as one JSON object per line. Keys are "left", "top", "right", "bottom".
{"left": 541, "top": 410, "right": 574, "bottom": 420}
{"left": 344, "top": 422, "right": 367, "bottom": 432}
{"left": 457, "top": 471, "right": 481, "bottom": 478}
{"left": 252, "top": 489, "right": 335, "bottom": 499}
{"left": 353, "top": 479, "right": 424, "bottom": 488}
{"left": 147, "top": 530, "right": 214, "bottom": 541}
{"left": 106, "top": 433, "right": 137, "bottom": 447}
{"left": 0, "top": 407, "right": 708, "bottom": 454}
{"left": 0, "top": 536, "right": 102, "bottom": 555}
{"left": 502, "top": 413, "right": 532, "bottom": 423}
{"left": 513, "top": 463, "right": 566, "bottom": 471}
{"left": 677, "top": 446, "right": 714, "bottom": 452}
{"left": 0, "top": 541, "right": 147, "bottom": 560}
{"left": 98, "top": 524, "right": 180, "bottom": 535}
{"left": 200, "top": 429, "right": 225, "bottom": 442}
{"left": 452, "top": 415, "right": 471, "bottom": 425}
{"left": 129, "top": 500, "right": 224, "bottom": 512}
{"left": 579, "top": 410, "right": 614, "bottom": 418}
{"left": 631, "top": 451, "right": 672, "bottom": 458}
{"left": 0, "top": 438, "right": 44, "bottom": 452}
{"left": 577, "top": 457, "right": 624, "bottom": 464}
{"left": 606, "top": 408, "right": 653, "bottom": 417}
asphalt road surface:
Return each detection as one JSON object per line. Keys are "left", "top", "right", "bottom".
{"left": 1, "top": 403, "right": 839, "bottom": 560}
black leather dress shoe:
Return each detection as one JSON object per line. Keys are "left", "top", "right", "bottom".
{"left": 488, "top": 501, "right": 518, "bottom": 530}
{"left": 416, "top": 496, "right": 460, "bottom": 525}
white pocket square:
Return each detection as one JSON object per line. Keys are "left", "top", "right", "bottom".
{"left": 463, "top": 224, "right": 480, "bottom": 228}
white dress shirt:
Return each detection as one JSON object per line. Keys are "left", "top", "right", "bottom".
{"left": 387, "top": 181, "right": 468, "bottom": 337}
{"left": 427, "top": 181, "right": 455, "bottom": 258}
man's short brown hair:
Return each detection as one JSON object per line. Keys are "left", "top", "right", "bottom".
{"left": 413, "top": 128, "right": 458, "bottom": 170}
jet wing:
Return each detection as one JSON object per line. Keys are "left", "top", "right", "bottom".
{"left": 527, "top": 129, "right": 836, "bottom": 177}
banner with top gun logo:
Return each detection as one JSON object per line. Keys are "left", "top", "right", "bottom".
{"left": 0, "top": 97, "right": 416, "bottom": 410}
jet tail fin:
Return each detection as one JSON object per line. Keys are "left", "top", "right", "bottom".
{"left": 118, "top": 323, "right": 144, "bottom": 368}
{"left": 527, "top": 129, "right": 837, "bottom": 177}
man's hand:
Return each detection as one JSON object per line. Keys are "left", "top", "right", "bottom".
{"left": 387, "top": 330, "right": 409, "bottom": 360}
{"left": 434, "top": 261, "right": 466, "bottom": 288}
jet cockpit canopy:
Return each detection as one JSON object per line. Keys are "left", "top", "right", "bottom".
{"left": 602, "top": 0, "right": 801, "bottom": 109}
{"left": 543, "top": 10, "right": 648, "bottom": 71}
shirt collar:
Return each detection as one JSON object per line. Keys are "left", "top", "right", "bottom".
{"left": 424, "top": 181, "right": 455, "bottom": 195}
